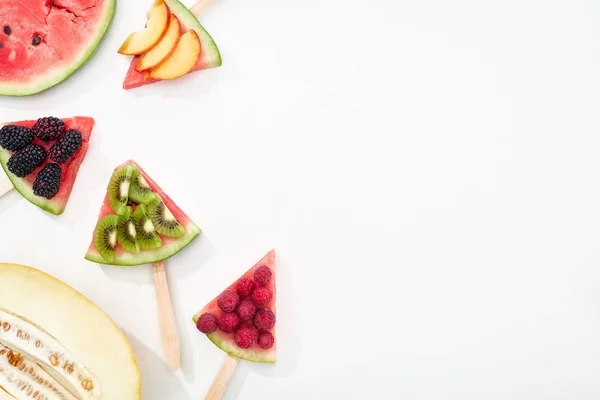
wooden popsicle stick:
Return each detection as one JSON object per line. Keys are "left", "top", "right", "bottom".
{"left": 205, "top": 354, "right": 239, "bottom": 400}
{"left": 152, "top": 260, "right": 181, "bottom": 370}
{"left": 190, "top": 0, "right": 216, "bottom": 16}
{"left": 0, "top": 179, "right": 13, "bottom": 198}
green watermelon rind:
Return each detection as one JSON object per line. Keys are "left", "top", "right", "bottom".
{"left": 192, "top": 312, "right": 277, "bottom": 364}
{"left": 0, "top": 147, "right": 62, "bottom": 215}
{"left": 165, "top": 0, "right": 222, "bottom": 69}
{"left": 84, "top": 221, "right": 201, "bottom": 266}
{"left": 0, "top": 0, "right": 116, "bottom": 97}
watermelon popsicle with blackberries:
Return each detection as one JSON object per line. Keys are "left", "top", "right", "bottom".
{"left": 85, "top": 160, "right": 201, "bottom": 370}
{"left": 193, "top": 251, "right": 277, "bottom": 398}
{"left": 0, "top": 116, "right": 94, "bottom": 215}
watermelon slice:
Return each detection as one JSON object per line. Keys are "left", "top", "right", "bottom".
{"left": 0, "top": 0, "right": 115, "bottom": 96}
{"left": 0, "top": 117, "right": 94, "bottom": 215}
{"left": 193, "top": 251, "right": 277, "bottom": 363}
{"left": 122, "top": 0, "right": 222, "bottom": 90}
{"left": 85, "top": 160, "right": 201, "bottom": 266}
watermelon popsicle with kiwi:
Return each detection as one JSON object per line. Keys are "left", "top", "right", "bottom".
{"left": 85, "top": 160, "right": 201, "bottom": 370}
{"left": 193, "top": 251, "right": 276, "bottom": 398}
{"left": 118, "top": 0, "right": 222, "bottom": 90}
{"left": 0, "top": 0, "right": 115, "bottom": 96}
{"left": 0, "top": 116, "right": 94, "bottom": 215}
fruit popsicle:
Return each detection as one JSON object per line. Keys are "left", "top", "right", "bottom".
{"left": 0, "top": 116, "right": 94, "bottom": 215}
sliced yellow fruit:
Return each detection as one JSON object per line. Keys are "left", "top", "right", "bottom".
{"left": 137, "top": 15, "right": 181, "bottom": 71}
{"left": 118, "top": 0, "right": 170, "bottom": 55}
{"left": 149, "top": 30, "right": 201, "bottom": 80}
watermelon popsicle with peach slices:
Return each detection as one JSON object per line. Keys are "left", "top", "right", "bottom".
{"left": 0, "top": 116, "right": 94, "bottom": 215}
{"left": 193, "top": 251, "right": 277, "bottom": 399}
{"left": 85, "top": 160, "right": 201, "bottom": 370}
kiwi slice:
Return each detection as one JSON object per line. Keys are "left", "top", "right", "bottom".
{"left": 134, "top": 204, "right": 162, "bottom": 250}
{"left": 94, "top": 215, "right": 120, "bottom": 263}
{"left": 117, "top": 207, "right": 140, "bottom": 253}
{"left": 108, "top": 166, "right": 135, "bottom": 215}
{"left": 147, "top": 198, "right": 185, "bottom": 238}
{"left": 129, "top": 172, "right": 158, "bottom": 204}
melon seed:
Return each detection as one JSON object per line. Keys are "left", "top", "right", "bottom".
{"left": 3, "top": 26, "right": 10, "bottom": 35}
{"left": 32, "top": 36, "right": 41, "bottom": 46}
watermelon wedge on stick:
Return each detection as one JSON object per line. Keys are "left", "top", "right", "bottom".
{"left": 85, "top": 160, "right": 201, "bottom": 370}
{"left": 0, "top": 116, "right": 94, "bottom": 214}
{"left": 193, "top": 251, "right": 277, "bottom": 399}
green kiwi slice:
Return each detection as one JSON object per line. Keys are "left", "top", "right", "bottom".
{"left": 94, "top": 215, "right": 120, "bottom": 263}
{"left": 129, "top": 171, "right": 158, "bottom": 205}
{"left": 147, "top": 198, "right": 185, "bottom": 238}
{"left": 134, "top": 204, "right": 163, "bottom": 250}
{"left": 108, "top": 166, "right": 135, "bottom": 215}
{"left": 117, "top": 207, "right": 140, "bottom": 253}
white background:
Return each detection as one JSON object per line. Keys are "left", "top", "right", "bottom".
{"left": 1, "top": 0, "right": 600, "bottom": 398}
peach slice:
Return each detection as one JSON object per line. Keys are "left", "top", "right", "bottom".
{"left": 149, "top": 30, "right": 201, "bottom": 80}
{"left": 136, "top": 15, "right": 181, "bottom": 71}
{"left": 118, "top": 0, "right": 170, "bottom": 56}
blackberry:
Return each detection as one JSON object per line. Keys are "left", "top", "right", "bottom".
{"left": 33, "top": 163, "right": 62, "bottom": 199}
{"left": 48, "top": 129, "right": 82, "bottom": 164}
{"left": 0, "top": 125, "right": 34, "bottom": 151}
{"left": 7, "top": 145, "right": 46, "bottom": 177}
{"left": 32, "top": 117, "right": 65, "bottom": 141}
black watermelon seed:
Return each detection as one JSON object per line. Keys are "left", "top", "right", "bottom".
{"left": 3, "top": 26, "right": 10, "bottom": 36}
{"left": 32, "top": 36, "right": 41, "bottom": 46}
{"left": 0, "top": 43, "right": 3, "bottom": 49}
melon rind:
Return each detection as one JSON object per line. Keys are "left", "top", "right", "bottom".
{"left": 0, "top": 263, "right": 142, "bottom": 398}
{"left": 164, "top": 0, "right": 222, "bottom": 69}
{"left": 0, "top": 0, "right": 116, "bottom": 97}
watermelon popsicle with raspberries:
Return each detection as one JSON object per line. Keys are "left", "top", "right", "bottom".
{"left": 85, "top": 160, "right": 201, "bottom": 370}
{"left": 0, "top": 0, "right": 115, "bottom": 96}
{"left": 0, "top": 116, "right": 94, "bottom": 215}
{"left": 118, "top": 0, "right": 221, "bottom": 90}
{"left": 193, "top": 251, "right": 277, "bottom": 399}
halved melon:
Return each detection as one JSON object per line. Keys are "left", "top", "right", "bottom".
{"left": 193, "top": 251, "right": 277, "bottom": 363}
{"left": 0, "top": 117, "right": 94, "bottom": 215}
{"left": 85, "top": 160, "right": 201, "bottom": 266}
{"left": 0, "top": 263, "right": 141, "bottom": 398}
{"left": 123, "top": 0, "right": 221, "bottom": 90}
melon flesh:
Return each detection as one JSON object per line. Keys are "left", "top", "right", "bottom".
{"left": 0, "top": 263, "right": 141, "bottom": 398}
{"left": 0, "top": 117, "right": 94, "bottom": 215}
{"left": 193, "top": 250, "right": 277, "bottom": 363}
{"left": 123, "top": 0, "right": 222, "bottom": 90}
{"left": 0, "top": 0, "right": 115, "bottom": 96}
{"left": 85, "top": 160, "right": 202, "bottom": 266}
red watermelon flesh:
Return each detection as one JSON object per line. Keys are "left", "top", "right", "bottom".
{"left": 0, "top": 0, "right": 115, "bottom": 96}
{"left": 193, "top": 250, "right": 277, "bottom": 363}
{"left": 84, "top": 160, "right": 201, "bottom": 266}
{"left": 0, "top": 117, "right": 94, "bottom": 215}
{"left": 122, "top": 0, "right": 221, "bottom": 90}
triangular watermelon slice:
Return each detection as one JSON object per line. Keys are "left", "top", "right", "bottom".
{"left": 193, "top": 251, "right": 277, "bottom": 363}
{"left": 0, "top": 117, "right": 94, "bottom": 215}
{"left": 122, "top": 0, "right": 222, "bottom": 90}
{"left": 85, "top": 160, "right": 201, "bottom": 266}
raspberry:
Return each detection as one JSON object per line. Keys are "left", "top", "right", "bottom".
{"left": 48, "top": 129, "right": 82, "bottom": 164}
{"left": 32, "top": 117, "right": 65, "bottom": 141}
{"left": 236, "top": 278, "right": 255, "bottom": 297}
{"left": 251, "top": 286, "right": 273, "bottom": 307}
{"left": 0, "top": 125, "right": 34, "bottom": 152}
{"left": 33, "top": 163, "right": 62, "bottom": 199}
{"left": 7, "top": 145, "right": 46, "bottom": 177}
{"left": 258, "top": 332, "right": 275, "bottom": 349}
{"left": 218, "top": 290, "right": 239, "bottom": 313}
{"left": 196, "top": 313, "right": 217, "bottom": 334}
{"left": 217, "top": 312, "right": 240, "bottom": 333}
{"left": 254, "top": 265, "right": 272, "bottom": 286}
{"left": 235, "top": 324, "right": 258, "bottom": 349}
{"left": 236, "top": 299, "right": 256, "bottom": 320}
{"left": 253, "top": 309, "right": 275, "bottom": 331}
